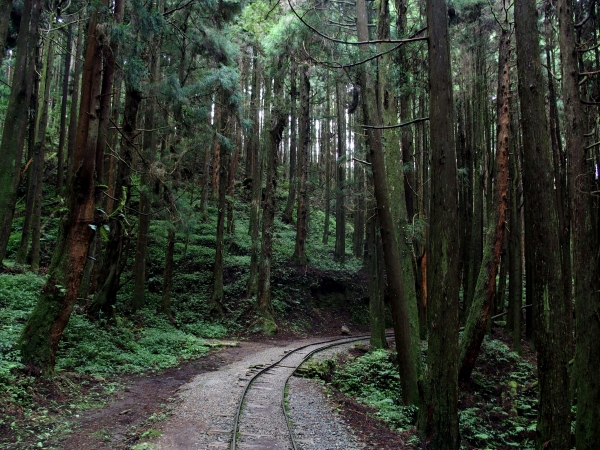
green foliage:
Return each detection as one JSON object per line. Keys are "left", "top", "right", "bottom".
{"left": 305, "top": 349, "right": 418, "bottom": 431}
{"left": 55, "top": 309, "right": 210, "bottom": 375}
{"left": 0, "top": 274, "right": 46, "bottom": 381}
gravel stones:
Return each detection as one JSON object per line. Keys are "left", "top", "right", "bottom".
{"left": 288, "top": 376, "right": 365, "bottom": 450}
{"left": 154, "top": 337, "right": 369, "bottom": 450}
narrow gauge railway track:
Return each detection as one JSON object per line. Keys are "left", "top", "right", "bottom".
{"left": 230, "top": 333, "right": 393, "bottom": 450}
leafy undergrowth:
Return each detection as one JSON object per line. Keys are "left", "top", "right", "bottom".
{"left": 301, "top": 331, "right": 539, "bottom": 449}
{"left": 0, "top": 272, "right": 229, "bottom": 449}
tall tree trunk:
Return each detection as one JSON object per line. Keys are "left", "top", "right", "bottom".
{"left": 507, "top": 123, "right": 523, "bottom": 353}
{"left": 421, "top": 0, "right": 461, "bottom": 443}
{"left": 282, "top": 61, "right": 297, "bottom": 224}
{"left": 29, "top": 32, "right": 55, "bottom": 272}
{"left": 90, "top": 87, "right": 142, "bottom": 317}
{"left": 56, "top": 24, "right": 73, "bottom": 196}
{"left": 334, "top": 82, "right": 346, "bottom": 263}
{"left": 515, "top": 0, "right": 573, "bottom": 444}
{"left": 367, "top": 209, "right": 386, "bottom": 349}
{"left": 18, "top": 7, "right": 106, "bottom": 374}
{"left": 323, "top": 83, "right": 332, "bottom": 245}
{"left": 246, "top": 56, "right": 262, "bottom": 297}
{"left": 257, "top": 60, "right": 287, "bottom": 323}
{"left": 132, "top": 39, "right": 161, "bottom": 312}
{"left": 0, "top": 0, "right": 41, "bottom": 262}
{"left": 458, "top": 20, "right": 511, "bottom": 383}
{"left": 557, "top": 0, "right": 600, "bottom": 445}
{"left": 211, "top": 93, "right": 229, "bottom": 315}
{"left": 356, "top": 0, "right": 419, "bottom": 405}
{"left": 378, "top": 0, "right": 421, "bottom": 381}
{"left": 544, "top": 2, "right": 572, "bottom": 307}
{"left": 292, "top": 65, "right": 310, "bottom": 265}
{"left": 66, "top": 19, "right": 84, "bottom": 189}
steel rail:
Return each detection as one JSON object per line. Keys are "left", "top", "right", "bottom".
{"left": 230, "top": 332, "right": 393, "bottom": 450}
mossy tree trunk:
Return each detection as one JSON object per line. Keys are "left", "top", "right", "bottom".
{"left": 211, "top": 91, "right": 229, "bottom": 315}
{"left": 515, "top": 0, "right": 573, "bottom": 444}
{"left": 283, "top": 61, "right": 297, "bottom": 225}
{"left": 292, "top": 65, "right": 310, "bottom": 265}
{"left": 56, "top": 24, "right": 73, "bottom": 196}
{"left": 458, "top": 20, "right": 511, "bottom": 383}
{"left": 90, "top": 87, "right": 142, "bottom": 318}
{"left": 334, "top": 82, "right": 345, "bottom": 263}
{"left": 356, "top": 0, "right": 419, "bottom": 406}
{"left": 132, "top": 15, "right": 162, "bottom": 312}
{"left": 257, "top": 58, "right": 287, "bottom": 320}
{"left": 557, "top": 0, "right": 600, "bottom": 445}
{"left": 420, "top": 0, "right": 461, "bottom": 443}
{"left": 246, "top": 53, "right": 262, "bottom": 297}
{"left": 66, "top": 18, "right": 84, "bottom": 187}
{"left": 18, "top": 8, "right": 106, "bottom": 374}
{"left": 0, "top": 0, "right": 41, "bottom": 262}
{"left": 378, "top": 0, "right": 421, "bottom": 379}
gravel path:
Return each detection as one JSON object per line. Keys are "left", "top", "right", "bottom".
{"left": 288, "top": 376, "right": 365, "bottom": 450}
{"left": 154, "top": 337, "right": 367, "bottom": 450}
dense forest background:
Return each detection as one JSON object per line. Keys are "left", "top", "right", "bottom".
{"left": 0, "top": 0, "right": 598, "bottom": 447}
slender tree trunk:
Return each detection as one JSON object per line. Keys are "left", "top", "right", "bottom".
{"left": 18, "top": 7, "right": 106, "bottom": 374}
{"left": 378, "top": 0, "right": 421, "bottom": 380}
{"left": 557, "top": 0, "right": 600, "bottom": 445}
{"left": 292, "top": 65, "right": 310, "bottom": 265}
{"left": 507, "top": 127, "right": 522, "bottom": 353}
{"left": 283, "top": 61, "right": 297, "bottom": 224}
{"left": 367, "top": 209, "right": 386, "bottom": 350}
{"left": 356, "top": 0, "right": 419, "bottom": 405}
{"left": 246, "top": 57, "right": 262, "bottom": 297}
{"left": 90, "top": 87, "right": 142, "bottom": 317}
{"left": 515, "top": 0, "right": 573, "bottom": 444}
{"left": 132, "top": 11, "right": 164, "bottom": 312}
{"left": 0, "top": 0, "right": 41, "bottom": 262}
{"left": 211, "top": 93, "right": 229, "bottom": 315}
{"left": 161, "top": 226, "right": 175, "bottom": 320}
{"left": 56, "top": 24, "right": 73, "bottom": 196}
{"left": 257, "top": 60, "right": 287, "bottom": 322}
{"left": 323, "top": 83, "right": 332, "bottom": 245}
{"left": 66, "top": 19, "right": 84, "bottom": 188}
{"left": 334, "top": 82, "right": 346, "bottom": 263}
{"left": 458, "top": 21, "right": 511, "bottom": 383}
{"left": 421, "top": 0, "right": 461, "bottom": 443}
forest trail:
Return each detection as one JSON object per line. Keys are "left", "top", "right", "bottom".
{"left": 59, "top": 335, "right": 367, "bottom": 449}
{"left": 59, "top": 340, "right": 282, "bottom": 449}
{"left": 155, "top": 335, "right": 365, "bottom": 450}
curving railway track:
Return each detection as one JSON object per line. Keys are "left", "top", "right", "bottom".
{"left": 228, "top": 333, "right": 390, "bottom": 450}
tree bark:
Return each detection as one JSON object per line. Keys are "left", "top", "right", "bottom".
{"left": 211, "top": 92, "right": 229, "bottom": 315}
{"left": 292, "top": 65, "right": 310, "bottom": 265}
{"left": 132, "top": 55, "right": 160, "bottom": 312}
{"left": 66, "top": 18, "right": 84, "bottom": 189}
{"left": 334, "top": 82, "right": 346, "bottom": 263}
{"left": 356, "top": 0, "right": 419, "bottom": 405}
{"left": 557, "top": 0, "right": 600, "bottom": 446}
{"left": 458, "top": 21, "right": 511, "bottom": 383}
{"left": 421, "top": 0, "right": 461, "bottom": 444}
{"left": 257, "top": 59, "right": 287, "bottom": 318}
{"left": 515, "top": 0, "right": 573, "bottom": 444}
{"left": 282, "top": 61, "right": 297, "bottom": 224}
{"left": 18, "top": 7, "right": 106, "bottom": 374}
{"left": 0, "top": 0, "right": 41, "bottom": 262}
{"left": 56, "top": 24, "right": 73, "bottom": 196}
{"left": 90, "top": 87, "right": 142, "bottom": 318}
